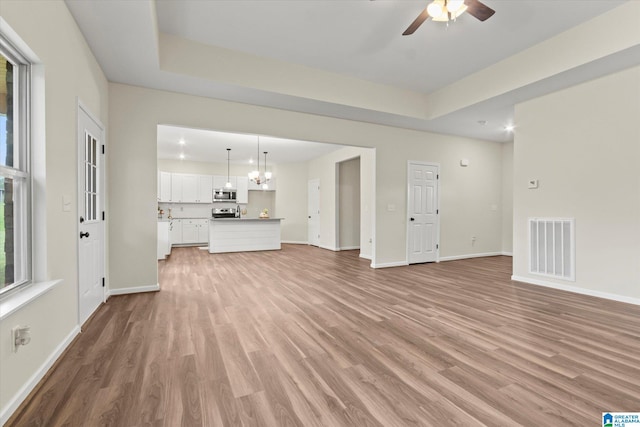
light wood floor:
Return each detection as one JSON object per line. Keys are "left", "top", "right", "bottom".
{"left": 8, "top": 245, "right": 640, "bottom": 426}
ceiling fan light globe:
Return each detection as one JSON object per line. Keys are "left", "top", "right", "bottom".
{"left": 225, "top": 181, "right": 232, "bottom": 188}
{"left": 265, "top": 171, "right": 272, "bottom": 180}
{"left": 453, "top": 4, "right": 468, "bottom": 18}
{"left": 427, "top": 1, "right": 444, "bottom": 18}
{"left": 446, "top": 0, "right": 465, "bottom": 13}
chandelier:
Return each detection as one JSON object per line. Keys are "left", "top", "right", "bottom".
{"left": 248, "top": 136, "right": 272, "bottom": 189}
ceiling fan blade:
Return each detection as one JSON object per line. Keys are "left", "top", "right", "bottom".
{"left": 464, "top": 0, "right": 495, "bottom": 21}
{"left": 402, "top": 7, "right": 430, "bottom": 35}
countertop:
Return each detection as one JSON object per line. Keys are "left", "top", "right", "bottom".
{"left": 211, "top": 218, "right": 284, "bottom": 221}
{"left": 158, "top": 217, "right": 209, "bottom": 222}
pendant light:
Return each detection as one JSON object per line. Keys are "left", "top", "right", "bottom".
{"left": 248, "top": 136, "right": 273, "bottom": 188}
{"left": 225, "top": 148, "right": 232, "bottom": 189}
{"left": 248, "top": 136, "right": 261, "bottom": 183}
{"left": 262, "top": 151, "right": 271, "bottom": 190}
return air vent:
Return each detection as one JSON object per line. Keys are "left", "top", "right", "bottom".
{"left": 529, "top": 218, "right": 575, "bottom": 281}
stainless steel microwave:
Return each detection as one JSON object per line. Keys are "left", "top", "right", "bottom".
{"left": 213, "top": 190, "right": 236, "bottom": 202}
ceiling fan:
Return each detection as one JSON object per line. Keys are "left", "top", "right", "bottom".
{"left": 403, "top": 0, "right": 495, "bottom": 35}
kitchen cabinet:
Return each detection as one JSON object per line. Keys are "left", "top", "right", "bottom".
{"left": 171, "top": 173, "right": 212, "bottom": 203}
{"left": 181, "top": 174, "right": 198, "bottom": 202}
{"left": 170, "top": 173, "right": 184, "bottom": 202}
{"left": 170, "top": 219, "right": 182, "bottom": 244}
{"left": 157, "top": 222, "right": 170, "bottom": 259}
{"left": 213, "top": 175, "right": 237, "bottom": 190}
{"left": 236, "top": 176, "right": 249, "bottom": 204}
{"left": 248, "top": 176, "right": 276, "bottom": 191}
{"left": 158, "top": 171, "right": 171, "bottom": 202}
{"left": 181, "top": 219, "right": 209, "bottom": 244}
{"left": 198, "top": 175, "right": 213, "bottom": 203}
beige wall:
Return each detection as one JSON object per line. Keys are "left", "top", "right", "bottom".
{"left": 513, "top": 65, "right": 640, "bottom": 301}
{"left": 308, "top": 146, "right": 374, "bottom": 255}
{"left": 338, "top": 157, "right": 361, "bottom": 250}
{"left": 501, "top": 142, "right": 514, "bottom": 254}
{"left": 274, "top": 162, "right": 309, "bottom": 243}
{"left": 0, "top": 0, "right": 108, "bottom": 419}
{"left": 109, "top": 82, "right": 506, "bottom": 279}
{"left": 158, "top": 158, "right": 258, "bottom": 176}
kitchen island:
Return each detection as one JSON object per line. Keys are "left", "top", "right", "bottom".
{"left": 208, "top": 218, "right": 283, "bottom": 254}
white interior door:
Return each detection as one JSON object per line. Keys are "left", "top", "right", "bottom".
{"left": 407, "top": 162, "right": 439, "bottom": 264}
{"left": 78, "top": 105, "right": 105, "bottom": 326}
{"left": 308, "top": 179, "right": 320, "bottom": 246}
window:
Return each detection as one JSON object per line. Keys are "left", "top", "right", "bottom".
{"left": 0, "top": 36, "right": 30, "bottom": 295}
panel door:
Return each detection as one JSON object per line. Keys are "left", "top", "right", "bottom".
{"left": 77, "top": 106, "right": 105, "bottom": 326}
{"left": 407, "top": 162, "right": 439, "bottom": 264}
{"left": 308, "top": 179, "right": 320, "bottom": 246}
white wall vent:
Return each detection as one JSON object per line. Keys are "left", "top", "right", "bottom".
{"left": 529, "top": 218, "right": 575, "bottom": 281}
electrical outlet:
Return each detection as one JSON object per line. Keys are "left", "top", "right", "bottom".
{"left": 12, "top": 325, "right": 31, "bottom": 352}
{"left": 471, "top": 236, "right": 477, "bottom": 246}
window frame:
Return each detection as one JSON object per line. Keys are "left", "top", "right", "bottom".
{"left": 0, "top": 33, "right": 32, "bottom": 296}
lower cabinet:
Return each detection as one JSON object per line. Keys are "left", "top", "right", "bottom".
{"left": 171, "top": 218, "right": 209, "bottom": 245}
{"left": 157, "top": 222, "right": 170, "bottom": 260}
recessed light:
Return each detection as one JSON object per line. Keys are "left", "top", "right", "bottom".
{"left": 179, "top": 139, "right": 186, "bottom": 145}
{"left": 179, "top": 153, "right": 185, "bottom": 159}
{"left": 505, "top": 124, "right": 515, "bottom": 132}
{"left": 249, "top": 158, "right": 254, "bottom": 164}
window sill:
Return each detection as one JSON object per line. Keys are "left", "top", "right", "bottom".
{"left": 0, "top": 280, "right": 63, "bottom": 320}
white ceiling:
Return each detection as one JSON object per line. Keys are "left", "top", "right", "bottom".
{"left": 155, "top": 0, "right": 622, "bottom": 94}
{"left": 65, "top": 0, "right": 638, "bottom": 145}
{"left": 157, "top": 125, "right": 344, "bottom": 164}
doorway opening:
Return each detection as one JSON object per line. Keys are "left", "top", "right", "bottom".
{"left": 336, "top": 157, "right": 361, "bottom": 253}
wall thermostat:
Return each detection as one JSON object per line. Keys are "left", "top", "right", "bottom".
{"left": 460, "top": 159, "right": 470, "bottom": 167}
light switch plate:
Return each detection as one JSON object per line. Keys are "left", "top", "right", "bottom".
{"left": 528, "top": 179, "right": 539, "bottom": 189}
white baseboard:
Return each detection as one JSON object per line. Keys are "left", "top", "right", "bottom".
{"left": 1, "top": 325, "right": 81, "bottom": 425}
{"left": 359, "top": 253, "right": 372, "bottom": 260}
{"left": 511, "top": 275, "right": 640, "bottom": 306}
{"left": 502, "top": 251, "right": 513, "bottom": 256}
{"left": 107, "top": 283, "right": 160, "bottom": 297}
{"left": 439, "top": 252, "right": 503, "bottom": 262}
{"left": 318, "top": 244, "right": 339, "bottom": 252}
{"left": 281, "top": 240, "right": 308, "bottom": 245}
{"left": 339, "top": 246, "right": 360, "bottom": 251}
{"left": 371, "top": 260, "right": 409, "bottom": 269}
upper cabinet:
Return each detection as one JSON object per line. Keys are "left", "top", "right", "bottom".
{"left": 161, "top": 171, "right": 273, "bottom": 203}
{"left": 170, "top": 173, "right": 184, "bottom": 202}
{"left": 236, "top": 176, "right": 249, "bottom": 204}
{"left": 198, "top": 175, "right": 213, "bottom": 203}
{"left": 158, "top": 171, "right": 171, "bottom": 202}
{"left": 171, "top": 173, "right": 213, "bottom": 203}
{"left": 181, "top": 174, "right": 198, "bottom": 202}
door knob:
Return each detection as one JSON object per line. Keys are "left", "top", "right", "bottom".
{"left": 80, "top": 231, "right": 90, "bottom": 239}
{"left": 410, "top": 218, "right": 415, "bottom": 221}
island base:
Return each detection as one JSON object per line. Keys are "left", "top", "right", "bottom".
{"left": 209, "top": 218, "right": 282, "bottom": 253}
